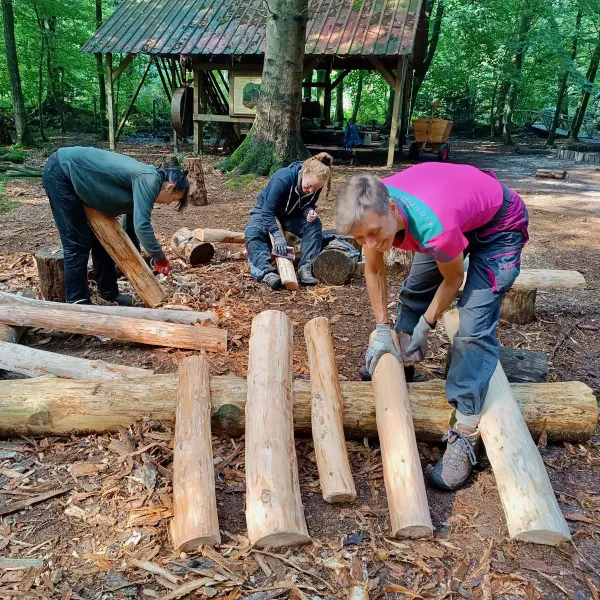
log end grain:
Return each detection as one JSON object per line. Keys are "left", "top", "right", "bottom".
{"left": 513, "top": 528, "right": 571, "bottom": 546}
{"left": 313, "top": 249, "right": 357, "bottom": 286}
{"left": 188, "top": 242, "right": 215, "bottom": 265}
{"left": 254, "top": 530, "right": 312, "bottom": 549}
{"left": 170, "top": 523, "right": 221, "bottom": 552}
{"left": 324, "top": 490, "right": 357, "bottom": 503}
{"left": 393, "top": 523, "right": 434, "bottom": 539}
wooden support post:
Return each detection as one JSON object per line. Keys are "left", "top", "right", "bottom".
{"left": 106, "top": 53, "right": 116, "bottom": 151}
{"left": 0, "top": 340, "right": 151, "bottom": 380}
{"left": 443, "top": 309, "right": 571, "bottom": 545}
{"left": 387, "top": 57, "right": 405, "bottom": 168}
{"left": 245, "top": 311, "right": 310, "bottom": 548}
{"left": 0, "top": 291, "right": 216, "bottom": 325}
{"left": 399, "top": 62, "right": 413, "bottom": 155}
{"left": 270, "top": 218, "right": 299, "bottom": 290}
{"left": 367, "top": 57, "right": 396, "bottom": 88}
{"left": 371, "top": 331, "right": 433, "bottom": 538}
{"left": 116, "top": 57, "right": 152, "bottom": 142}
{"left": 323, "top": 64, "right": 332, "bottom": 126}
{"left": 171, "top": 228, "right": 214, "bottom": 265}
{"left": 153, "top": 57, "right": 172, "bottom": 103}
{"left": 304, "top": 317, "right": 356, "bottom": 503}
{"left": 193, "top": 229, "right": 245, "bottom": 244}
{"left": 111, "top": 53, "right": 136, "bottom": 82}
{"left": 35, "top": 246, "right": 65, "bottom": 303}
{"left": 172, "top": 58, "right": 179, "bottom": 152}
{"left": 0, "top": 301, "right": 227, "bottom": 352}
{"left": 83, "top": 205, "right": 165, "bottom": 308}
{"left": 170, "top": 356, "right": 221, "bottom": 550}
{"left": 193, "top": 69, "right": 203, "bottom": 155}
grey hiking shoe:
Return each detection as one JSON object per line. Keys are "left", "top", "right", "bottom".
{"left": 429, "top": 424, "right": 480, "bottom": 490}
{"left": 297, "top": 264, "right": 318, "bottom": 285}
{"left": 262, "top": 272, "right": 282, "bottom": 290}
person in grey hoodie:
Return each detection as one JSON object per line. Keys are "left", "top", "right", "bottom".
{"left": 42, "top": 146, "right": 189, "bottom": 305}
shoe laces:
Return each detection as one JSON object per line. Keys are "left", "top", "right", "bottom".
{"left": 441, "top": 429, "right": 478, "bottom": 467}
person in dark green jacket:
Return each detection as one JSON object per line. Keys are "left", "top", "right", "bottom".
{"left": 42, "top": 147, "right": 189, "bottom": 305}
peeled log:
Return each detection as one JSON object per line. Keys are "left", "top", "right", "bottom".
{"left": 461, "top": 269, "right": 585, "bottom": 292}
{"left": 0, "top": 375, "right": 595, "bottom": 443}
{"left": 171, "top": 228, "right": 215, "bottom": 265}
{"left": 0, "top": 291, "right": 216, "bottom": 325}
{"left": 245, "top": 311, "right": 310, "bottom": 548}
{"left": 270, "top": 218, "right": 299, "bottom": 290}
{"left": 170, "top": 356, "right": 220, "bottom": 550}
{"left": 501, "top": 288, "right": 537, "bottom": 325}
{"left": 444, "top": 309, "right": 571, "bottom": 545}
{"left": 0, "top": 324, "right": 24, "bottom": 344}
{"left": 83, "top": 205, "right": 166, "bottom": 308}
{"left": 0, "top": 341, "right": 151, "bottom": 380}
{"left": 304, "top": 317, "right": 356, "bottom": 503}
{"left": 0, "top": 302, "right": 227, "bottom": 353}
{"left": 193, "top": 229, "right": 245, "bottom": 244}
{"left": 373, "top": 353, "right": 433, "bottom": 538}
{"left": 34, "top": 246, "right": 65, "bottom": 303}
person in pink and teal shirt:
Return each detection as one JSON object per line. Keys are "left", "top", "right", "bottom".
{"left": 336, "top": 162, "right": 529, "bottom": 490}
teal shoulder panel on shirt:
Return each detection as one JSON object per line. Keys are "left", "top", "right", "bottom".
{"left": 386, "top": 185, "right": 444, "bottom": 245}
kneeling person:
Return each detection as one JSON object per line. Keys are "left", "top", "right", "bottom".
{"left": 244, "top": 153, "right": 333, "bottom": 289}
{"left": 336, "top": 163, "right": 529, "bottom": 490}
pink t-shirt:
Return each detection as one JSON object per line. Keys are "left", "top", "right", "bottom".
{"left": 383, "top": 163, "right": 526, "bottom": 262}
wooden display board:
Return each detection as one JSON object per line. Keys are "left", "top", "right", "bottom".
{"left": 229, "top": 72, "right": 262, "bottom": 116}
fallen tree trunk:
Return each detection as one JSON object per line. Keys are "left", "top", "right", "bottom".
{"left": 0, "top": 303, "right": 227, "bottom": 353}
{"left": 193, "top": 229, "right": 245, "bottom": 244}
{"left": 0, "top": 292, "right": 216, "bottom": 325}
{"left": 171, "top": 228, "right": 215, "bottom": 265}
{"left": 0, "top": 341, "right": 151, "bottom": 380}
{"left": 0, "top": 374, "right": 595, "bottom": 442}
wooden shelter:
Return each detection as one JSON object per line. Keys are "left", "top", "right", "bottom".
{"left": 82, "top": 0, "right": 422, "bottom": 167}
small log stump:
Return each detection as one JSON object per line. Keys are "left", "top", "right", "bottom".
{"left": 35, "top": 246, "right": 65, "bottom": 303}
{"left": 184, "top": 156, "right": 208, "bottom": 206}
{"left": 313, "top": 248, "right": 358, "bottom": 286}
{"left": 500, "top": 288, "right": 537, "bottom": 325}
{"left": 171, "top": 228, "right": 215, "bottom": 266}
{"left": 535, "top": 169, "right": 567, "bottom": 180}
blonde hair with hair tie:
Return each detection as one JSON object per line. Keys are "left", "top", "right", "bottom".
{"left": 302, "top": 152, "right": 333, "bottom": 201}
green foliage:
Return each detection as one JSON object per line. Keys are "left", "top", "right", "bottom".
{"left": 222, "top": 173, "right": 257, "bottom": 190}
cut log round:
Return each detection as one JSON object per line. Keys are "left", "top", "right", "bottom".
{"left": 245, "top": 311, "right": 310, "bottom": 548}
{"left": 535, "top": 169, "right": 567, "bottom": 180}
{"left": 183, "top": 156, "right": 208, "bottom": 207}
{"left": 270, "top": 218, "right": 298, "bottom": 290}
{"left": 170, "top": 356, "right": 221, "bottom": 550}
{"left": 83, "top": 205, "right": 165, "bottom": 308}
{"left": 1, "top": 375, "right": 595, "bottom": 443}
{"left": 304, "top": 317, "right": 356, "bottom": 503}
{"left": 0, "top": 291, "right": 216, "bottom": 325}
{"left": 34, "top": 246, "right": 65, "bottom": 303}
{"left": 501, "top": 288, "right": 537, "bottom": 324}
{"left": 171, "top": 228, "right": 214, "bottom": 265}
{"left": 443, "top": 309, "right": 571, "bottom": 545}
{"left": 313, "top": 248, "right": 357, "bottom": 286}
{"left": 0, "top": 341, "right": 151, "bottom": 380}
{"left": 193, "top": 229, "right": 245, "bottom": 244}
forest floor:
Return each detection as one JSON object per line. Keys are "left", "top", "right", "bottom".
{"left": 0, "top": 135, "right": 599, "bottom": 600}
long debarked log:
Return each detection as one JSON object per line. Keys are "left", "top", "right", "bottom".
{"left": 0, "top": 341, "right": 152, "bottom": 380}
{"left": 193, "top": 229, "right": 245, "bottom": 244}
{"left": 0, "top": 375, "right": 595, "bottom": 442}
{"left": 0, "top": 303, "right": 227, "bottom": 353}
{"left": 245, "top": 311, "right": 310, "bottom": 548}
{"left": 170, "top": 356, "right": 220, "bottom": 550}
{"left": 270, "top": 218, "right": 299, "bottom": 291}
{"left": 83, "top": 205, "right": 166, "bottom": 308}
{"left": 305, "top": 317, "right": 356, "bottom": 503}
{"left": 443, "top": 310, "right": 571, "bottom": 545}
{"left": 0, "top": 291, "right": 216, "bottom": 325}
{"left": 461, "top": 268, "right": 586, "bottom": 291}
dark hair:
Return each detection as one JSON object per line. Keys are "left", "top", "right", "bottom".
{"left": 158, "top": 168, "right": 190, "bottom": 211}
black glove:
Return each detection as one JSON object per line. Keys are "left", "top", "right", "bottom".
{"left": 272, "top": 232, "right": 288, "bottom": 257}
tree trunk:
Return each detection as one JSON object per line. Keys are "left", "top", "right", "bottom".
{"left": 183, "top": 156, "right": 208, "bottom": 206}
{"left": 548, "top": 8, "right": 582, "bottom": 146}
{"left": 503, "top": 12, "right": 534, "bottom": 145}
{"left": 336, "top": 79, "right": 345, "bottom": 124}
{"left": 95, "top": 0, "right": 107, "bottom": 141}
{"left": 1, "top": 0, "right": 36, "bottom": 146}
{"left": 218, "top": 0, "right": 309, "bottom": 175}
{"left": 33, "top": 1, "right": 48, "bottom": 142}
{"left": 492, "top": 79, "right": 510, "bottom": 138}
{"left": 570, "top": 33, "right": 600, "bottom": 141}
{"left": 351, "top": 71, "right": 364, "bottom": 123}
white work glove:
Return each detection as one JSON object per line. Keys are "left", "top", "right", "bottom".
{"left": 365, "top": 323, "right": 403, "bottom": 375}
{"left": 405, "top": 315, "right": 434, "bottom": 358}
{"left": 306, "top": 209, "right": 317, "bottom": 223}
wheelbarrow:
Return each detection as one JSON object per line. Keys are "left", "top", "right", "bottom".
{"left": 408, "top": 106, "right": 453, "bottom": 161}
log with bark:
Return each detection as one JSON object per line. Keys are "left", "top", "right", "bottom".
{"left": 183, "top": 157, "right": 208, "bottom": 206}
{"left": 535, "top": 169, "right": 567, "bottom": 180}
{"left": 170, "top": 356, "right": 220, "bottom": 550}
{"left": 443, "top": 309, "right": 571, "bottom": 545}
{"left": 0, "top": 374, "right": 595, "bottom": 442}
{"left": 0, "top": 300, "right": 227, "bottom": 353}
{"left": 245, "top": 311, "right": 310, "bottom": 548}
{"left": 83, "top": 205, "right": 166, "bottom": 308}
{"left": 0, "top": 292, "right": 216, "bottom": 325}
{"left": 193, "top": 229, "right": 245, "bottom": 244}
{"left": 34, "top": 246, "right": 65, "bottom": 303}
{"left": 171, "top": 228, "right": 215, "bottom": 266}
{"left": 304, "top": 317, "right": 356, "bottom": 503}
{"left": 0, "top": 341, "right": 151, "bottom": 380}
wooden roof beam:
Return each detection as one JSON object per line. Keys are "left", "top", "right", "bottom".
{"left": 111, "top": 53, "right": 137, "bottom": 82}
{"left": 368, "top": 56, "right": 395, "bottom": 88}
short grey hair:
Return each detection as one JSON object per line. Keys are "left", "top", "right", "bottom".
{"left": 335, "top": 174, "right": 390, "bottom": 234}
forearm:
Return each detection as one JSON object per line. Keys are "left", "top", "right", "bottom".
{"left": 424, "top": 276, "right": 462, "bottom": 324}
{"left": 365, "top": 265, "right": 389, "bottom": 323}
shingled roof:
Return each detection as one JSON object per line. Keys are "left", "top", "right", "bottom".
{"left": 82, "top": 0, "right": 421, "bottom": 57}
